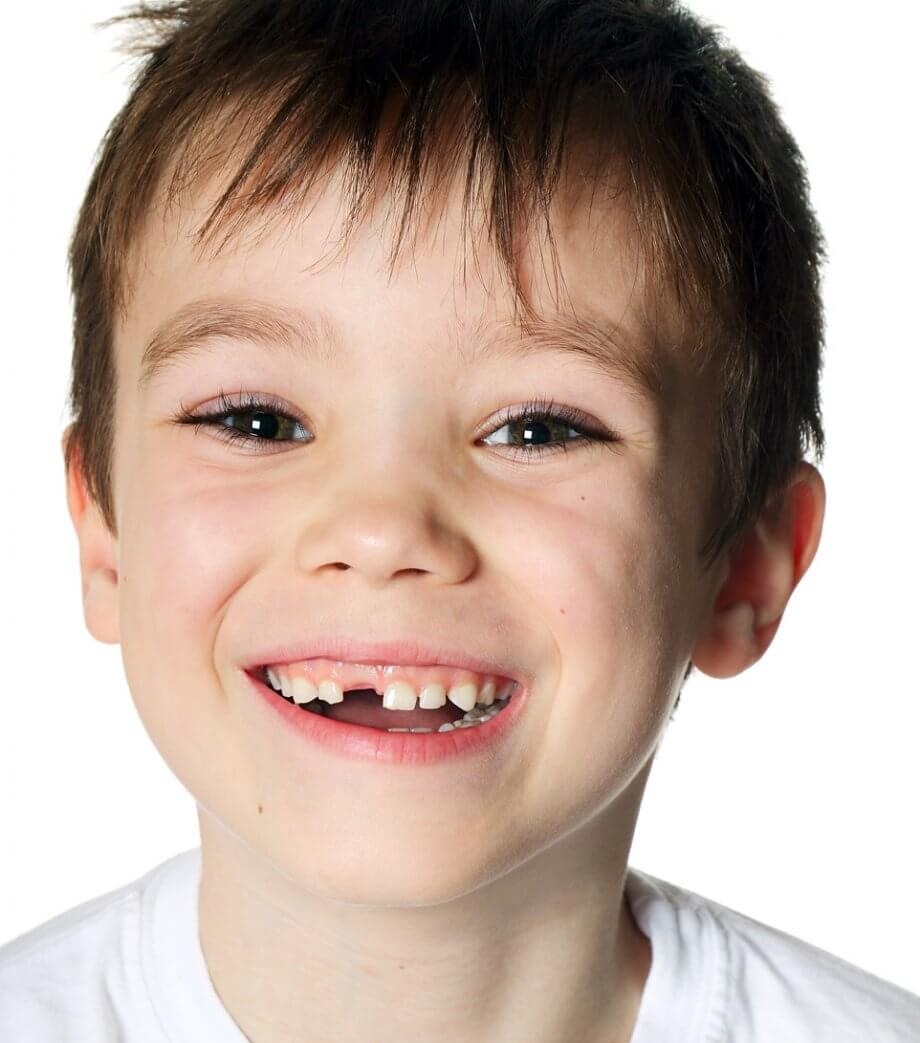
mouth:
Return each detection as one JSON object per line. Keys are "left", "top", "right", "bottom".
{"left": 252, "top": 665, "right": 518, "bottom": 733}
{"left": 245, "top": 659, "right": 529, "bottom": 765}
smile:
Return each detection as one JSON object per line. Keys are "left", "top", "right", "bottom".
{"left": 261, "top": 657, "right": 516, "bottom": 732}
{"left": 246, "top": 660, "right": 528, "bottom": 766}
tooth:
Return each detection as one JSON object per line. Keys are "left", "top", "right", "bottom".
{"left": 462, "top": 705, "right": 488, "bottom": 721}
{"left": 387, "top": 727, "right": 410, "bottom": 733}
{"left": 418, "top": 683, "right": 447, "bottom": 709}
{"left": 267, "top": 667, "right": 282, "bottom": 691}
{"left": 477, "top": 681, "right": 496, "bottom": 706}
{"left": 383, "top": 681, "right": 418, "bottom": 711}
{"left": 318, "top": 679, "right": 344, "bottom": 704}
{"left": 279, "top": 673, "right": 294, "bottom": 700}
{"left": 291, "top": 676, "right": 319, "bottom": 704}
{"left": 437, "top": 722, "right": 457, "bottom": 732}
{"left": 410, "top": 727, "right": 433, "bottom": 733}
{"left": 447, "top": 682, "right": 477, "bottom": 712}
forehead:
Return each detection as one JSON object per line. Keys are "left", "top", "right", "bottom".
{"left": 120, "top": 135, "right": 691, "bottom": 421}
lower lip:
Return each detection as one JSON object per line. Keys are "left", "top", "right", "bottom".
{"left": 246, "top": 670, "right": 529, "bottom": 765}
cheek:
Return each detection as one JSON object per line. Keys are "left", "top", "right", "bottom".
{"left": 124, "top": 481, "right": 256, "bottom": 640}
{"left": 520, "top": 468, "right": 688, "bottom": 770}
{"left": 116, "top": 464, "right": 270, "bottom": 746}
{"left": 519, "top": 469, "right": 686, "bottom": 659}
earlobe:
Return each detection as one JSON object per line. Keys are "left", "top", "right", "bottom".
{"left": 63, "top": 428, "right": 121, "bottom": 646}
{"left": 691, "top": 462, "right": 826, "bottom": 679}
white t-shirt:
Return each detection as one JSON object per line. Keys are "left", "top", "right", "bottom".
{"left": 1, "top": 847, "right": 918, "bottom": 1041}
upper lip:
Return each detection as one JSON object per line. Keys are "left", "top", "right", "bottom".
{"left": 244, "top": 636, "right": 528, "bottom": 684}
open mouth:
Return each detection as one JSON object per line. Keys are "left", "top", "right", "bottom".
{"left": 257, "top": 667, "right": 517, "bottom": 734}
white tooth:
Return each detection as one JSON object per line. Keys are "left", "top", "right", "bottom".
{"left": 267, "top": 667, "right": 282, "bottom": 691}
{"left": 383, "top": 682, "right": 418, "bottom": 711}
{"left": 447, "top": 682, "right": 477, "bottom": 712}
{"left": 318, "top": 679, "right": 344, "bottom": 704}
{"left": 477, "top": 680, "right": 497, "bottom": 706}
{"left": 418, "top": 683, "right": 447, "bottom": 709}
{"left": 279, "top": 673, "right": 294, "bottom": 699}
{"left": 291, "top": 676, "right": 319, "bottom": 705}
{"left": 437, "top": 721, "right": 458, "bottom": 732}
{"left": 387, "top": 727, "right": 411, "bottom": 733}
{"left": 410, "top": 727, "right": 433, "bottom": 733}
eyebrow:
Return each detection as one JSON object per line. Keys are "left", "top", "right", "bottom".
{"left": 136, "top": 296, "right": 665, "bottom": 409}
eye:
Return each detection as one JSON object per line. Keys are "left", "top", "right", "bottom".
{"left": 172, "top": 390, "right": 619, "bottom": 461}
{"left": 479, "top": 397, "right": 619, "bottom": 461}
{"left": 172, "top": 390, "right": 310, "bottom": 453}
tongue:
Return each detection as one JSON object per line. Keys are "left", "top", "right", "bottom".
{"left": 321, "top": 690, "right": 465, "bottom": 730}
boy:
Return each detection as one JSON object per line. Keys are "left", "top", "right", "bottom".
{"left": 2, "top": 0, "right": 918, "bottom": 1040}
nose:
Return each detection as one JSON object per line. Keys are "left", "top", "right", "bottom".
{"left": 294, "top": 483, "right": 479, "bottom": 589}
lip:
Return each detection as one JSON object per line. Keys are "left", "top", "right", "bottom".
{"left": 245, "top": 669, "right": 529, "bottom": 766}
{"left": 243, "top": 636, "right": 530, "bottom": 686}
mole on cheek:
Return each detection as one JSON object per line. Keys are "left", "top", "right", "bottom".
{"left": 257, "top": 804, "right": 263, "bottom": 815}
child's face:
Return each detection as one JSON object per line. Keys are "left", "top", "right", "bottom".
{"left": 96, "top": 162, "right": 724, "bottom": 901}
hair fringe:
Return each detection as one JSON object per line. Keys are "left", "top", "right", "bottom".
{"left": 66, "top": 0, "right": 826, "bottom": 567}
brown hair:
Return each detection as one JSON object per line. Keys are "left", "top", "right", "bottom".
{"left": 64, "top": 0, "right": 825, "bottom": 567}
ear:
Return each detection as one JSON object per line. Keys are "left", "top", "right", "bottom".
{"left": 62, "top": 426, "right": 120, "bottom": 645}
{"left": 691, "top": 461, "right": 825, "bottom": 679}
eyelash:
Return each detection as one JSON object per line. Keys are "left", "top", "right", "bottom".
{"left": 172, "top": 389, "right": 619, "bottom": 462}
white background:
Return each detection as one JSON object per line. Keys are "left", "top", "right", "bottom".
{"left": 1, "top": 0, "right": 918, "bottom": 997}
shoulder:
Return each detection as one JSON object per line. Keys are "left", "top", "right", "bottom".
{"left": 0, "top": 849, "right": 199, "bottom": 1042}
{"left": 626, "top": 868, "right": 920, "bottom": 1043}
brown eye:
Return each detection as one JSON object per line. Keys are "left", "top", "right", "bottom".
{"left": 484, "top": 412, "right": 580, "bottom": 452}
{"left": 174, "top": 393, "right": 311, "bottom": 453}
{"left": 224, "top": 410, "right": 282, "bottom": 440}
{"left": 480, "top": 398, "right": 618, "bottom": 461}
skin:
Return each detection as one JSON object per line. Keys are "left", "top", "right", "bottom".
{"left": 63, "top": 143, "right": 825, "bottom": 1042}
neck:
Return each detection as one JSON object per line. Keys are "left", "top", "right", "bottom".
{"left": 197, "top": 779, "right": 652, "bottom": 1043}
